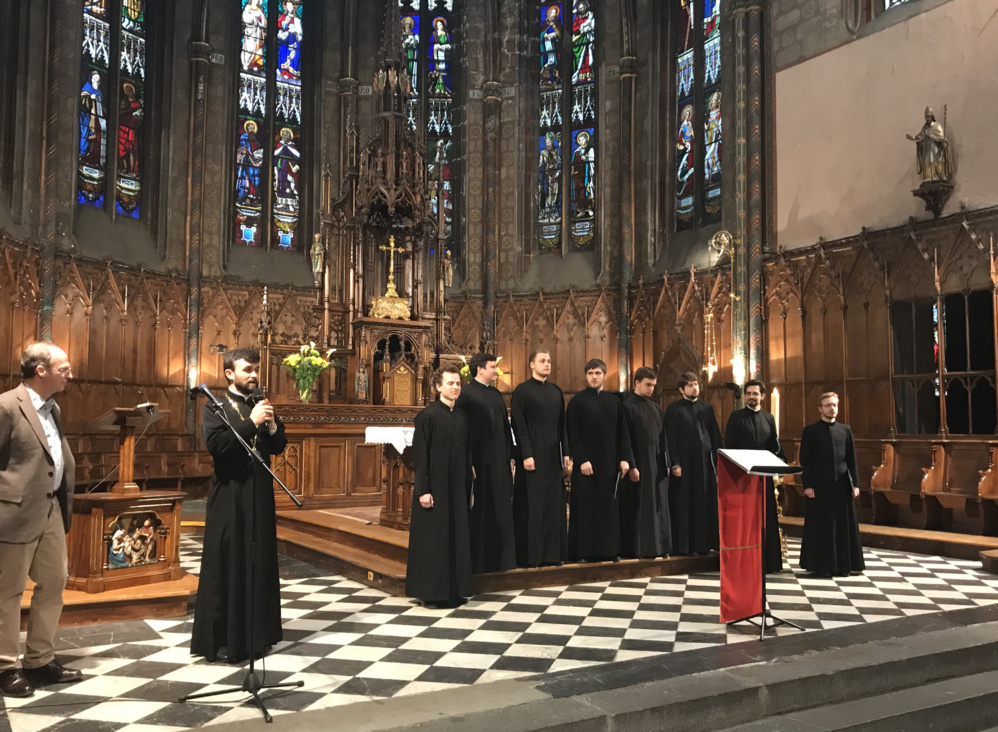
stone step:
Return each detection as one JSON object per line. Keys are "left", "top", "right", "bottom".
{"left": 721, "top": 668, "right": 998, "bottom": 731}
{"left": 276, "top": 509, "right": 410, "bottom": 564}
{"left": 205, "top": 613, "right": 998, "bottom": 732}
{"left": 275, "top": 526, "right": 408, "bottom": 596}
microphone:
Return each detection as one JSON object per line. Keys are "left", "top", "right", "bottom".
{"left": 248, "top": 388, "right": 271, "bottom": 428}
{"left": 111, "top": 376, "right": 153, "bottom": 412}
{"left": 189, "top": 383, "right": 224, "bottom": 407}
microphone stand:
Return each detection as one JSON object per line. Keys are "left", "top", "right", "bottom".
{"left": 180, "top": 391, "right": 303, "bottom": 723}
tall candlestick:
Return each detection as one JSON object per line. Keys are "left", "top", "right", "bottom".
{"left": 772, "top": 387, "right": 781, "bottom": 436}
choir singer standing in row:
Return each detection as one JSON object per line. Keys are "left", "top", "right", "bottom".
{"left": 620, "top": 367, "right": 672, "bottom": 559}
{"left": 664, "top": 372, "right": 722, "bottom": 555}
{"left": 799, "top": 392, "right": 865, "bottom": 578}
{"left": 510, "top": 351, "right": 570, "bottom": 567}
{"left": 406, "top": 365, "right": 475, "bottom": 608}
{"left": 566, "top": 359, "right": 632, "bottom": 562}
{"left": 724, "top": 380, "right": 784, "bottom": 572}
{"left": 455, "top": 353, "right": 516, "bottom": 573}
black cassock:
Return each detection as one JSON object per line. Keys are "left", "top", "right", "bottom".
{"left": 191, "top": 390, "right": 287, "bottom": 663}
{"left": 620, "top": 393, "right": 672, "bottom": 559}
{"left": 724, "top": 407, "right": 785, "bottom": 572}
{"left": 664, "top": 397, "right": 723, "bottom": 555}
{"left": 799, "top": 420, "right": 865, "bottom": 576}
{"left": 566, "top": 388, "right": 634, "bottom": 560}
{"left": 455, "top": 378, "right": 516, "bottom": 573}
{"left": 510, "top": 378, "right": 569, "bottom": 566}
{"left": 406, "top": 399, "right": 474, "bottom": 602}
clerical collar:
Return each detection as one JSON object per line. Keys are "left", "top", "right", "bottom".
{"left": 821, "top": 417, "right": 836, "bottom": 424}
{"left": 745, "top": 405, "right": 761, "bottom": 412}
{"left": 227, "top": 387, "right": 250, "bottom": 402}
{"left": 438, "top": 398, "right": 455, "bottom": 411}
{"left": 683, "top": 395, "right": 698, "bottom": 403}
{"left": 529, "top": 376, "right": 548, "bottom": 385}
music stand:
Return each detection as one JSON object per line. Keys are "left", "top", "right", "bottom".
{"left": 181, "top": 387, "right": 303, "bottom": 722}
{"left": 717, "top": 449, "right": 804, "bottom": 640}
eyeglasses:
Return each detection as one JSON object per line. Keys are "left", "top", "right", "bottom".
{"left": 55, "top": 366, "right": 73, "bottom": 375}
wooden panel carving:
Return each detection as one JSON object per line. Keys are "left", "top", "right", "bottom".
{"left": 354, "top": 443, "right": 383, "bottom": 494}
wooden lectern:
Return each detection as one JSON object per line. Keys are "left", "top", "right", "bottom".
{"left": 89, "top": 406, "right": 167, "bottom": 493}
{"left": 67, "top": 404, "right": 188, "bottom": 593}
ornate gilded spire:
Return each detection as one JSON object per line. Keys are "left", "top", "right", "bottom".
{"left": 380, "top": 0, "right": 403, "bottom": 63}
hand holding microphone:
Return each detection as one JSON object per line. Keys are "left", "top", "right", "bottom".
{"left": 248, "top": 389, "right": 274, "bottom": 428}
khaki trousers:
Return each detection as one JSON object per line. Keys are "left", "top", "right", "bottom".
{"left": 0, "top": 501, "right": 67, "bottom": 670}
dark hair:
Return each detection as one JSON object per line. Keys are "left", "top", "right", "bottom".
{"left": 433, "top": 363, "right": 463, "bottom": 388}
{"left": 468, "top": 352, "right": 496, "bottom": 378}
{"left": 528, "top": 349, "right": 550, "bottom": 365}
{"left": 223, "top": 348, "right": 261, "bottom": 373}
{"left": 633, "top": 366, "right": 657, "bottom": 383}
{"left": 678, "top": 371, "right": 700, "bottom": 389}
{"left": 584, "top": 358, "right": 607, "bottom": 374}
{"left": 20, "top": 342, "right": 56, "bottom": 379}
{"left": 744, "top": 379, "right": 766, "bottom": 395}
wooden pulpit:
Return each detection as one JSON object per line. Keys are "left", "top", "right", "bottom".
{"left": 88, "top": 406, "right": 167, "bottom": 493}
{"left": 67, "top": 404, "right": 188, "bottom": 593}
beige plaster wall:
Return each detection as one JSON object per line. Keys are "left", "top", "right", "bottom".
{"left": 776, "top": 0, "right": 998, "bottom": 248}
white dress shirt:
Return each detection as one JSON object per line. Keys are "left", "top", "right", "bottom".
{"left": 25, "top": 385, "right": 64, "bottom": 494}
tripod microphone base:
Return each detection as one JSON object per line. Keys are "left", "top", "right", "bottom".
{"left": 179, "top": 669, "right": 304, "bottom": 724}
{"left": 728, "top": 609, "right": 805, "bottom": 641}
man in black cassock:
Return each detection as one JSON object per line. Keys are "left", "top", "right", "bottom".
{"left": 191, "top": 348, "right": 286, "bottom": 664}
{"left": 567, "top": 359, "right": 632, "bottom": 562}
{"left": 799, "top": 391, "right": 865, "bottom": 577}
{"left": 455, "top": 352, "right": 516, "bottom": 573}
{"left": 664, "top": 371, "right": 722, "bottom": 555}
{"left": 724, "top": 379, "right": 785, "bottom": 572}
{"left": 620, "top": 367, "right": 671, "bottom": 559}
{"left": 510, "top": 350, "right": 570, "bottom": 567}
{"left": 406, "top": 365, "right": 475, "bottom": 607}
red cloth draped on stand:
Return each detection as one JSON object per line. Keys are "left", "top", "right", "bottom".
{"left": 717, "top": 454, "right": 764, "bottom": 623}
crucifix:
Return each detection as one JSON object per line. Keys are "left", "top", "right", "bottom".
{"left": 379, "top": 235, "right": 404, "bottom": 298}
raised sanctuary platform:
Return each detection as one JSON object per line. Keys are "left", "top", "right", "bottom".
{"left": 275, "top": 508, "right": 719, "bottom": 596}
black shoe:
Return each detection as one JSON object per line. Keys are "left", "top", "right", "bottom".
{"left": 23, "top": 660, "right": 82, "bottom": 686}
{"left": 214, "top": 647, "right": 229, "bottom": 663}
{"left": 577, "top": 557, "right": 590, "bottom": 563}
{"left": 0, "top": 669, "right": 34, "bottom": 697}
{"left": 612, "top": 556, "right": 621, "bottom": 563}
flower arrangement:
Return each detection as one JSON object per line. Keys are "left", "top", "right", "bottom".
{"left": 458, "top": 355, "right": 505, "bottom": 382}
{"left": 282, "top": 343, "right": 342, "bottom": 402}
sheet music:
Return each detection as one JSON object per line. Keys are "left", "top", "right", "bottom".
{"left": 718, "top": 448, "right": 802, "bottom": 475}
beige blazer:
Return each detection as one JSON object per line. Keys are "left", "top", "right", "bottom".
{"left": 0, "top": 384, "right": 75, "bottom": 543}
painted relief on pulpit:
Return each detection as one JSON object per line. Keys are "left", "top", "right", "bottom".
{"left": 106, "top": 512, "right": 163, "bottom": 569}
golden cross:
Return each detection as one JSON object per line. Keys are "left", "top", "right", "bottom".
{"left": 378, "top": 235, "right": 404, "bottom": 298}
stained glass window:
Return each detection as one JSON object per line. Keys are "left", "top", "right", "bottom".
{"left": 79, "top": 1, "right": 111, "bottom": 209}
{"left": 702, "top": 0, "right": 721, "bottom": 223}
{"left": 537, "top": 0, "right": 597, "bottom": 254}
{"left": 675, "top": 0, "right": 722, "bottom": 231}
{"left": 117, "top": 0, "right": 146, "bottom": 218}
{"left": 234, "top": 0, "right": 307, "bottom": 250}
{"left": 401, "top": 0, "right": 458, "bottom": 260}
{"left": 78, "top": 0, "right": 147, "bottom": 217}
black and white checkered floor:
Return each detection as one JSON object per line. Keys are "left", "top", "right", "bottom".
{"left": 2, "top": 536, "right": 998, "bottom": 732}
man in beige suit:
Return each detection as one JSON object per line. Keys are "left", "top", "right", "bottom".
{"left": 0, "top": 343, "right": 83, "bottom": 697}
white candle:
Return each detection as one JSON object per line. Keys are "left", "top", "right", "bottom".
{"left": 772, "top": 388, "right": 781, "bottom": 436}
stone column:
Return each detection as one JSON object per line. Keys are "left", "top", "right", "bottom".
{"left": 184, "top": 2, "right": 210, "bottom": 432}
{"left": 481, "top": 80, "right": 502, "bottom": 352}
{"left": 729, "top": 4, "right": 750, "bottom": 385}
{"left": 746, "top": 6, "right": 766, "bottom": 380}
{"left": 618, "top": 56, "right": 638, "bottom": 388}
